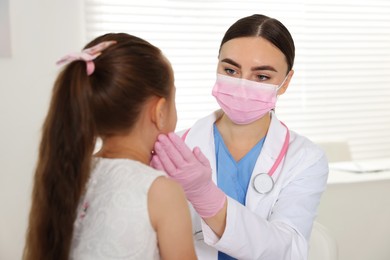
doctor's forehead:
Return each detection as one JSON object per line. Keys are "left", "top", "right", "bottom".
{"left": 219, "top": 37, "right": 288, "bottom": 71}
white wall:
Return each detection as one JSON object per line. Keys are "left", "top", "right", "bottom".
{"left": 0, "top": 1, "right": 84, "bottom": 259}
{"left": 317, "top": 180, "right": 390, "bottom": 260}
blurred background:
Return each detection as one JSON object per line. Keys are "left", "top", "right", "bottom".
{"left": 0, "top": 0, "right": 389, "bottom": 259}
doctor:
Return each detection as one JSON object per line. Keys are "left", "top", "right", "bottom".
{"left": 152, "top": 14, "right": 329, "bottom": 260}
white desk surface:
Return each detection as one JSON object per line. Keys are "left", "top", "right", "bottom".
{"left": 327, "top": 158, "right": 390, "bottom": 184}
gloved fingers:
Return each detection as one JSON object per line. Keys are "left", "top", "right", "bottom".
{"left": 193, "top": 147, "right": 211, "bottom": 168}
{"left": 153, "top": 141, "right": 178, "bottom": 174}
{"left": 166, "top": 132, "right": 195, "bottom": 163}
{"left": 156, "top": 133, "right": 188, "bottom": 166}
{"left": 150, "top": 154, "right": 164, "bottom": 171}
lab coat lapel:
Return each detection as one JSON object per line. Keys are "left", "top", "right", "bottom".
{"left": 246, "top": 112, "right": 288, "bottom": 210}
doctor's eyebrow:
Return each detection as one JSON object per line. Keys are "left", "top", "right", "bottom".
{"left": 221, "top": 58, "right": 278, "bottom": 72}
{"left": 221, "top": 58, "right": 241, "bottom": 68}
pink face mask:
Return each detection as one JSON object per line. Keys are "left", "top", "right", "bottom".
{"left": 212, "top": 73, "right": 286, "bottom": 125}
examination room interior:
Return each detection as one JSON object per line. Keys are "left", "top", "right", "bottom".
{"left": 0, "top": 1, "right": 389, "bottom": 260}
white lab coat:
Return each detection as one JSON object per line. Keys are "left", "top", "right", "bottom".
{"left": 180, "top": 110, "right": 329, "bottom": 260}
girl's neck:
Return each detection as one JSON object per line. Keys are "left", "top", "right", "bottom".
{"left": 95, "top": 135, "right": 153, "bottom": 165}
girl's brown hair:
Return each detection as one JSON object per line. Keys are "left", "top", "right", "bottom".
{"left": 23, "top": 33, "right": 172, "bottom": 260}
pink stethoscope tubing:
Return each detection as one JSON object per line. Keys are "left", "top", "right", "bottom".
{"left": 252, "top": 122, "right": 290, "bottom": 194}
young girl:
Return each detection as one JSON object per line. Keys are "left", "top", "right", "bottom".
{"left": 23, "top": 33, "right": 197, "bottom": 260}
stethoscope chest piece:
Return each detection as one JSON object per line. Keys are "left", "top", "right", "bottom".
{"left": 253, "top": 173, "right": 274, "bottom": 194}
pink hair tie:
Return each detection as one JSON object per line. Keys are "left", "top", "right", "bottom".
{"left": 56, "top": 40, "right": 117, "bottom": 76}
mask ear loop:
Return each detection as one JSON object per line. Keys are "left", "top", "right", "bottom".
{"left": 277, "top": 73, "right": 290, "bottom": 91}
{"left": 275, "top": 73, "right": 290, "bottom": 112}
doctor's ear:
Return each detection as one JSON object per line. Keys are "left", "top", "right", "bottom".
{"left": 278, "top": 70, "right": 294, "bottom": 95}
{"left": 151, "top": 97, "right": 167, "bottom": 131}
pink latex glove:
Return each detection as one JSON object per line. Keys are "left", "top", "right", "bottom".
{"left": 151, "top": 132, "right": 226, "bottom": 218}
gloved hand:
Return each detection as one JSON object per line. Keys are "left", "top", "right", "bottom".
{"left": 151, "top": 132, "right": 226, "bottom": 218}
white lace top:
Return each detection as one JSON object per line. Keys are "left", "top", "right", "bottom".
{"left": 69, "top": 158, "right": 165, "bottom": 260}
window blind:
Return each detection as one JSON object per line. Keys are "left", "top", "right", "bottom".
{"left": 84, "top": 0, "right": 390, "bottom": 160}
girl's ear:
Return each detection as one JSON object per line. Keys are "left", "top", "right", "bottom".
{"left": 278, "top": 69, "right": 294, "bottom": 95}
{"left": 151, "top": 97, "right": 167, "bottom": 131}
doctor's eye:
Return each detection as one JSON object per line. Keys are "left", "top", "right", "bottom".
{"left": 256, "top": 74, "right": 270, "bottom": 81}
{"left": 224, "top": 68, "right": 238, "bottom": 76}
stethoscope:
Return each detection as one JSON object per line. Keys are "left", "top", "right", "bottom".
{"left": 252, "top": 122, "right": 290, "bottom": 194}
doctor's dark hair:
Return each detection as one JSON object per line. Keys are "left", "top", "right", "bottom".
{"left": 23, "top": 33, "right": 173, "bottom": 260}
{"left": 219, "top": 14, "right": 295, "bottom": 73}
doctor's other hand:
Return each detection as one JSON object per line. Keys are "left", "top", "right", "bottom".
{"left": 151, "top": 132, "right": 226, "bottom": 218}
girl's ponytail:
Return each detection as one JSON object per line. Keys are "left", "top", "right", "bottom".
{"left": 24, "top": 63, "right": 96, "bottom": 260}
{"left": 24, "top": 40, "right": 117, "bottom": 260}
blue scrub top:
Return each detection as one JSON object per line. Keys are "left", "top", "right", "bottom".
{"left": 214, "top": 124, "right": 265, "bottom": 260}
{"left": 213, "top": 124, "right": 265, "bottom": 205}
